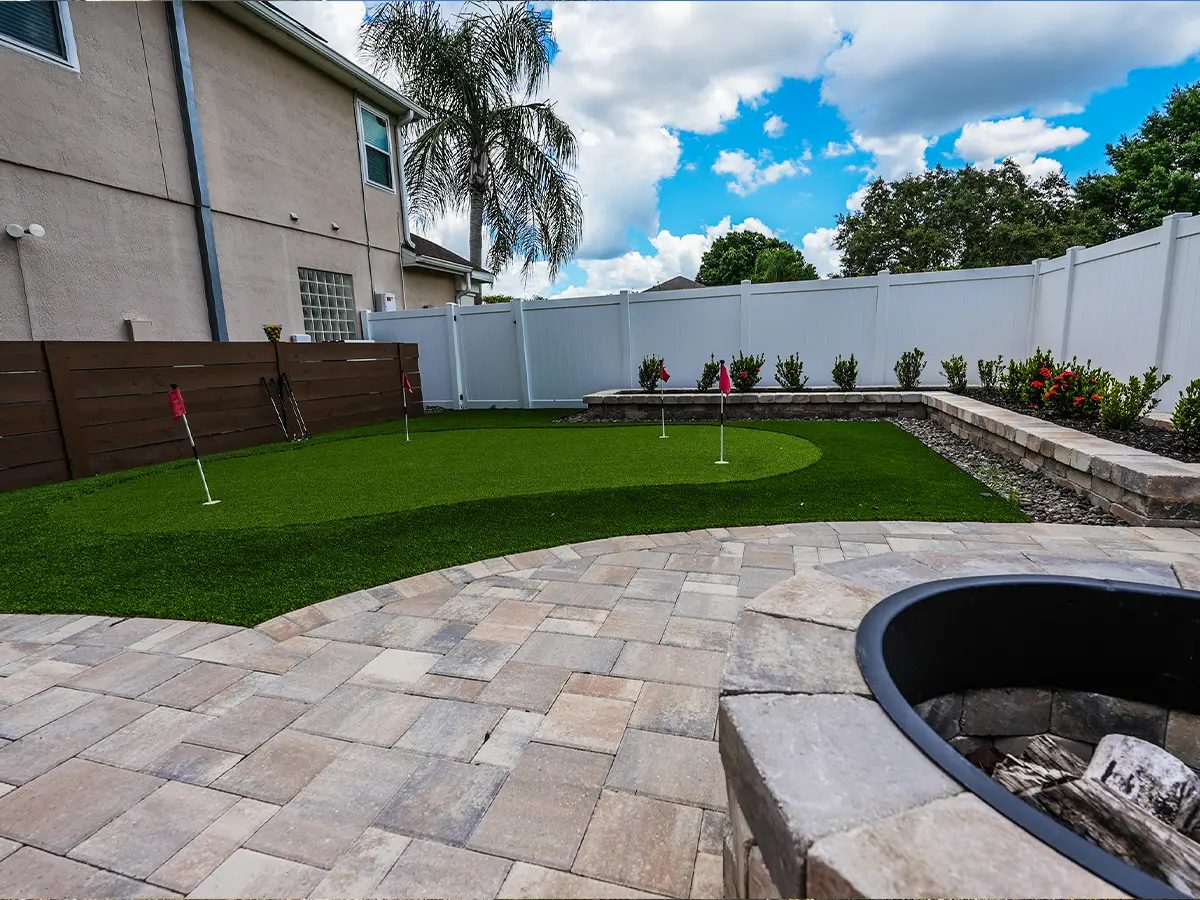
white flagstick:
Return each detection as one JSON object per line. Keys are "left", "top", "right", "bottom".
{"left": 716, "top": 392, "right": 728, "bottom": 464}
{"left": 180, "top": 412, "right": 219, "bottom": 505}
{"left": 402, "top": 382, "right": 410, "bottom": 442}
{"left": 660, "top": 379, "right": 668, "bottom": 438}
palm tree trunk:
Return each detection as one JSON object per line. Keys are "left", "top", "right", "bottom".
{"left": 469, "top": 188, "right": 485, "bottom": 270}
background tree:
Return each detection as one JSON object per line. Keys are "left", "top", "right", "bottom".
{"left": 835, "top": 161, "right": 1112, "bottom": 276}
{"left": 752, "top": 246, "right": 818, "bottom": 283}
{"left": 1076, "top": 82, "right": 1200, "bottom": 235}
{"left": 696, "top": 231, "right": 819, "bottom": 285}
{"left": 361, "top": 1, "right": 583, "bottom": 279}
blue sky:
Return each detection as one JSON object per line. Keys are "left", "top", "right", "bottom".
{"left": 288, "top": 1, "right": 1200, "bottom": 295}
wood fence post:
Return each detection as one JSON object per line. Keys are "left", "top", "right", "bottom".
{"left": 42, "top": 341, "right": 90, "bottom": 479}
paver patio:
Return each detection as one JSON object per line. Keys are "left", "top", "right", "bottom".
{"left": 0, "top": 522, "right": 1197, "bottom": 898}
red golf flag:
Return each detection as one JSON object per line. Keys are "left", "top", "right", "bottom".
{"left": 659, "top": 362, "right": 670, "bottom": 382}
{"left": 402, "top": 372, "right": 413, "bottom": 393}
{"left": 718, "top": 362, "right": 732, "bottom": 395}
{"left": 168, "top": 386, "right": 186, "bottom": 420}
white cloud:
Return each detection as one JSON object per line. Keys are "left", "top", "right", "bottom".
{"left": 823, "top": 140, "right": 856, "bottom": 157}
{"left": 273, "top": 1, "right": 368, "bottom": 62}
{"left": 820, "top": 2, "right": 1200, "bottom": 138}
{"left": 851, "top": 132, "right": 931, "bottom": 180}
{"left": 1036, "top": 100, "right": 1086, "bottom": 117}
{"left": 713, "top": 150, "right": 810, "bottom": 196}
{"left": 954, "top": 116, "right": 1089, "bottom": 165}
{"left": 801, "top": 227, "right": 842, "bottom": 277}
{"left": 552, "top": 216, "right": 777, "bottom": 296}
{"left": 764, "top": 114, "right": 787, "bottom": 138}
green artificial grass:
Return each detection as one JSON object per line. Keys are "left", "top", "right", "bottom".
{"left": 0, "top": 411, "right": 1027, "bottom": 625}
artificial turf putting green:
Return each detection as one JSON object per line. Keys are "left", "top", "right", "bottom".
{"left": 0, "top": 410, "right": 1027, "bottom": 625}
{"left": 59, "top": 425, "right": 821, "bottom": 532}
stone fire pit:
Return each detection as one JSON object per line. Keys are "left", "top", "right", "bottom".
{"left": 718, "top": 548, "right": 1200, "bottom": 899}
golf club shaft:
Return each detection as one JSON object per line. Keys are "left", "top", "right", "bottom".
{"left": 262, "top": 377, "right": 289, "bottom": 440}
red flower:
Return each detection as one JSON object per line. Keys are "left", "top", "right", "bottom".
{"left": 1090, "top": 378, "right": 1096, "bottom": 383}
{"left": 1046, "top": 387, "right": 1058, "bottom": 397}
{"left": 1039, "top": 367, "right": 1052, "bottom": 377}
{"left": 1062, "top": 370, "right": 1075, "bottom": 379}
{"left": 1031, "top": 380, "right": 1044, "bottom": 388}
{"left": 1029, "top": 403, "right": 1037, "bottom": 408}
{"left": 1092, "top": 394, "right": 1102, "bottom": 402}
{"left": 739, "top": 371, "right": 747, "bottom": 378}
{"left": 1074, "top": 396, "right": 1084, "bottom": 406}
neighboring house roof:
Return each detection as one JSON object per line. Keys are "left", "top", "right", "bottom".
{"left": 215, "top": 2, "right": 427, "bottom": 120}
{"left": 407, "top": 235, "right": 494, "bottom": 283}
{"left": 642, "top": 275, "right": 702, "bottom": 292}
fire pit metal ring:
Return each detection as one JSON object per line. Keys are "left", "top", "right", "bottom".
{"left": 856, "top": 574, "right": 1200, "bottom": 900}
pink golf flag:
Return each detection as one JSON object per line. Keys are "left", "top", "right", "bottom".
{"left": 718, "top": 361, "right": 732, "bottom": 395}
{"left": 402, "top": 371, "right": 413, "bottom": 393}
{"left": 168, "top": 386, "right": 186, "bottom": 420}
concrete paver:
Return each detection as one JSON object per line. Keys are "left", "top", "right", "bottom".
{"left": 0, "top": 523, "right": 1194, "bottom": 898}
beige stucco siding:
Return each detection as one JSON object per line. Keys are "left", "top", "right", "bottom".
{"left": 0, "top": 163, "right": 208, "bottom": 341}
{"left": 401, "top": 268, "right": 458, "bottom": 308}
{"left": 0, "top": 2, "right": 191, "bottom": 203}
{"left": 185, "top": 4, "right": 376, "bottom": 248}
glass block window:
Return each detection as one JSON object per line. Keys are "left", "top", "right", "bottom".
{"left": 0, "top": 1, "right": 73, "bottom": 66}
{"left": 359, "top": 103, "right": 394, "bottom": 190}
{"left": 299, "top": 268, "right": 357, "bottom": 341}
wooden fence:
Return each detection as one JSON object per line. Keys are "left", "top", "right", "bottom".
{"left": 0, "top": 341, "right": 423, "bottom": 492}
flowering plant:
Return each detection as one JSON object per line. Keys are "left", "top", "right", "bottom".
{"left": 730, "top": 351, "right": 765, "bottom": 392}
{"left": 263, "top": 324, "right": 282, "bottom": 342}
{"left": 775, "top": 353, "right": 808, "bottom": 390}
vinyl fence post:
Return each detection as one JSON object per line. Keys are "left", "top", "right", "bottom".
{"left": 1026, "top": 258, "right": 1047, "bottom": 357}
{"left": 513, "top": 298, "right": 532, "bottom": 408}
{"left": 739, "top": 279, "right": 752, "bottom": 355}
{"left": 871, "top": 269, "right": 890, "bottom": 386}
{"left": 1059, "top": 246, "right": 1084, "bottom": 359}
{"left": 445, "top": 302, "right": 464, "bottom": 409}
{"left": 619, "top": 289, "right": 633, "bottom": 388}
{"left": 1154, "top": 213, "right": 1191, "bottom": 371}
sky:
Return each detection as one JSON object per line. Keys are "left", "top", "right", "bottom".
{"left": 282, "top": 0, "right": 1200, "bottom": 297}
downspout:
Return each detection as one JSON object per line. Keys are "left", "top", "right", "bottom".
{"left": 395, "top": 109, "right": 416, "bottom": 311}
{"left": 165, "top": 1, "right": 228, "bottom": 341}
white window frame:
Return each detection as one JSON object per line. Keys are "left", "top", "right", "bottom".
{"left": 356, "top": 99, "right": 397, "bottom": 194}
{"left": 0, "top": 1, "right": 79, "bottom": 72}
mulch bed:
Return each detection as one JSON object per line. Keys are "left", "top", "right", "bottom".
{"left": 963, "top": 390, "right": 1198, "bottom": 465}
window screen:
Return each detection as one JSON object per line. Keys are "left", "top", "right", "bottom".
{"left": 299, "top": 268, "right": 357, "bottom": 341}
{"left": 359, "top": 106, "right": 393, "bottom": 189}
{"left": 0, "top": 2, "right": 67, "bottom": 62}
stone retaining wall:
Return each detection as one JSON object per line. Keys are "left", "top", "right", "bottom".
{"left": 924, "top": 392, "right": 1200, "bottom": 526}
{"left": 580, "top": 389, "right": 1200, "bottom": 525}
{"left": 581, "top": 389, "right": 925, "bottom": 421}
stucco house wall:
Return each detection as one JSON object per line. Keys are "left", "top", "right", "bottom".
{"left": 0, "top": 1, "right": 467, "bottom": 342}
{"left": 0, "top": 2, "right": 208, "bottom": 340}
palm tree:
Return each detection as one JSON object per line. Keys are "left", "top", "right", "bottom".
{"left": 751, "top": 247, "right": 819, "bottom": 283}
{"left": 360, "top": 1, "right": 583, "bottom": 281}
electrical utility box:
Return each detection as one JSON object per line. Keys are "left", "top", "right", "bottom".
{"left": 374, "top": 292, "right": 397, "bottom": 312}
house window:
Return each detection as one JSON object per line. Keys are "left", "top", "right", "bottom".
{"left": 0, "top": 1, "right": 77, "bottom": 69}
{"left": 299, "top": 268, "right": 357, "bottom": 341}
{"left": 358, "top": 102, "right": 395, "bottom": 191}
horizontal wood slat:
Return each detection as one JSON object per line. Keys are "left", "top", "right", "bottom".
{"left": 0, "top": 459, "right": 70, "bottom": 493}
{"left": 0, "top": 340, "right": 422, "bottom": 491}
{"left": 0, "top": 402, "right": 59, "bottom": 437}
{"left": 1, "top": 344, "right": 51, "bottom": 373}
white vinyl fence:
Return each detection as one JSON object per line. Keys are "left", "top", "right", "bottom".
{"left": 364, "top": 213, "right": 1200, "bottom": 411}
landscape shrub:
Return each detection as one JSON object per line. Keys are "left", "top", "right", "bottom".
{"left": 1173, "top": 378, "right": 1200, "bottom": 447}
{"left": 1002, "top": 348, "right": 1056, "bottom": 405}
{"left": 1039, "top": 358, "right": 1109, "bottom": 419}
{"left": 894, "top": 347, "right": 926, "bottom": 390}
{"left": 940, "top": 355, "right": 968, "bottom": 393}
{"left": 977, "top": 355, "right": 1004, "bottom": 394}
{"left": 697, "top": 354, "right": 720, "bottom": 391}
{"left": 638, "top": 354, "right": 665, "bottom": 392}
{"left": 730, "top": 351, "right": 766, "bottom": 392}
{"left": 775, "top": 353, "right": 808, "bottom": 390}
{"left": 831, "top": 354, "right": 858, "bottom": 390}
{"left": 1099, "top": 366, "right": 1171, "bottom": 430}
